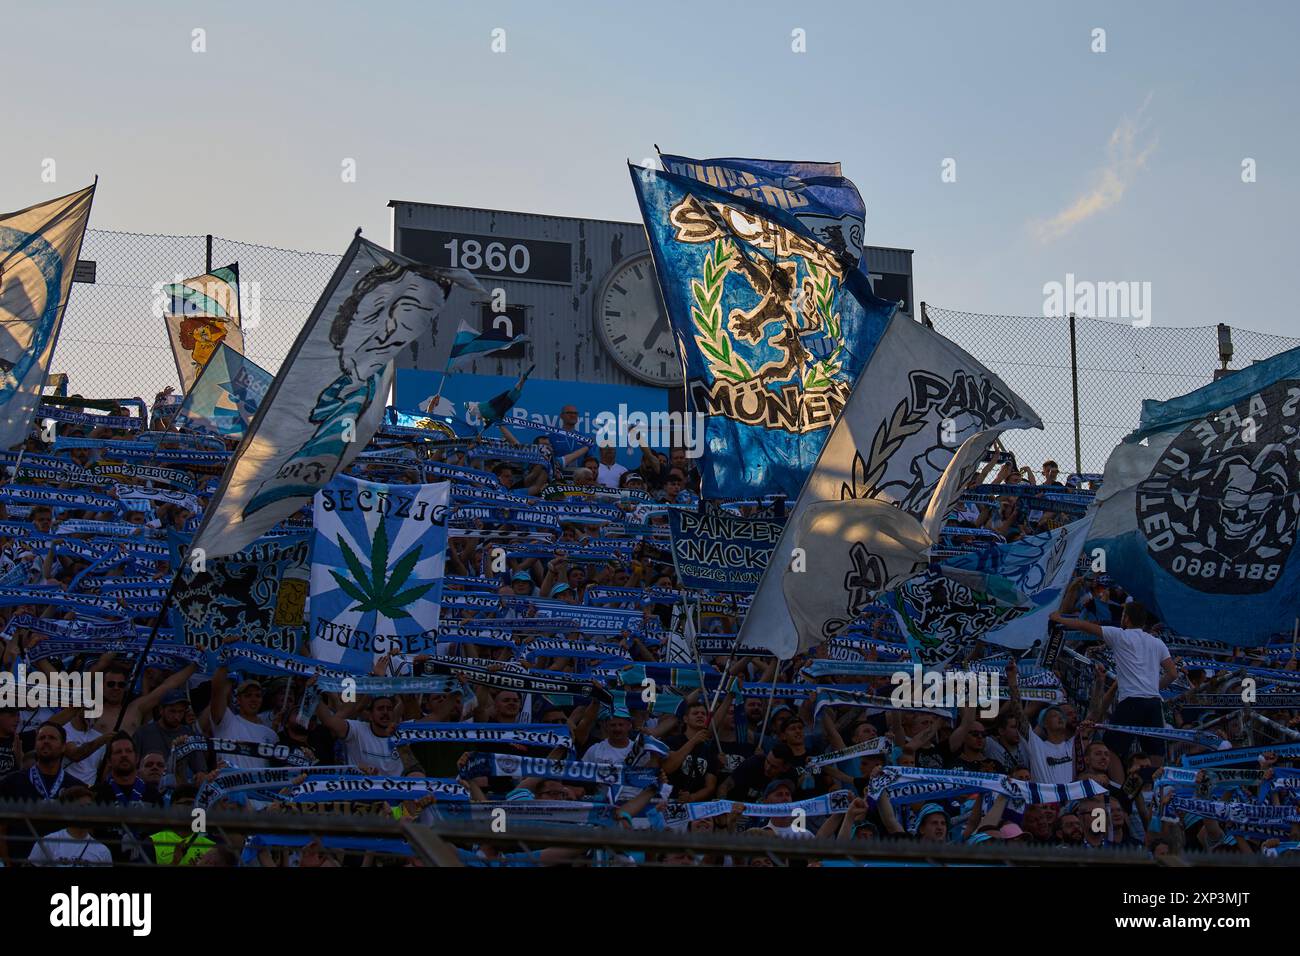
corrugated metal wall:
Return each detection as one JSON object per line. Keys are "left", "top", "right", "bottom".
{"left": 390, "top": 201, "right": 913, "bottom": 383}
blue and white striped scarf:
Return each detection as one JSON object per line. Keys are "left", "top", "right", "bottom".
{"left": 1171, "top": 797, "right": 1300, "bottom": 827}
{"left": 870, "top": 766, "right": 1109, "bottom": 806}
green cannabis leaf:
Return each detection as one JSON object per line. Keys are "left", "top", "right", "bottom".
{"left": 331, "top": 523, "right": 435, "bottom": 620}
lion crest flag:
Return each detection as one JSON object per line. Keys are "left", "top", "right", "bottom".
{"left": 630, "top": 161, "right": 896, "bottom": 500}
{"left": 1087, "top": 345, "right": 1300, "bottom": 645}
{"left": 0, "top": 184, "right": 96, "bottom": 449}
{"left": 164, "top": 263, "right": 245, "bottom": 393}
{"left": 310, "top": 474, "right": 450, "bottom": 671}
{"left": 190, "top": 234, "right": 481, "bottom": 559}
{"left": 740, "top": 310, "right": 1042, "bottom": 659}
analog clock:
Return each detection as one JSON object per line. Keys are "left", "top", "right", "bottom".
{"left": 595, "top": 252, "right": 683, "bottom": 387}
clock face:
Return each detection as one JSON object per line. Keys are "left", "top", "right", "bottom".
{"left": 595, "top": 253, "right": 683, "bottom": 387}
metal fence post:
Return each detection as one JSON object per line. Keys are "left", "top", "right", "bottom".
{"left": 920, "top": 300, "right": 932, "bottom": 329}
{"left": 205, "top": 233, "right": 213, "bottom": 273}
{"left": 1069, "top": 311, "right": 1082, "bottom": 477}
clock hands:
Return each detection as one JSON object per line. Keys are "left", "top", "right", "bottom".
{"left": 642, "top": 310, "right": 670, "bottom": 351}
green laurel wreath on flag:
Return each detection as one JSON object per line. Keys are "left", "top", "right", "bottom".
{"left": 802, "top": 261, "right": 843, "bottom": 390}
{"left": 691, "top": 240, "right": 754, "bottom": 383}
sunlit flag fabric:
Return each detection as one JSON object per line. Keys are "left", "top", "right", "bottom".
{"left": 630, "top": 162, "right": 896, "bottom": 501}
{"left": 939, "top": 513, "right": 1096, "bottom": 654}
{"left": 309, "top": 474, "right": 450, "bottom": 671}
{"left": 448, "top": 318, "right": 528, "bottom": 363}
{"left": 1087, "top": 344, "right": 1300, "bottom": 645}
{"left": 173, "top": 341, "right": 272, "bottom": 439}
{"left": 163, "top": 263, "right": 245, "bottom": 393}
{"left": 0, "top": 183, "right": 96, "bottom": 449}
{"left": 739, "top": 310, "right": 1042, "bottom": 659}
{"left": 190, "top": 233, "right": 481, "bottom": 560}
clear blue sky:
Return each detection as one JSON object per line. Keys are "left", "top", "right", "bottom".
{"left": 3, "top": 0, "right": 1297, "bottom": 335}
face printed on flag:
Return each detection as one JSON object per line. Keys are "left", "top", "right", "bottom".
{"left": 335, "top": 269, "right": 449, "bottom": 380}
{"left": 310, "top": 474, "right": 450, "bottom": 671}
{"left": 189, "top": 235, "right": 480, "bottom": 561}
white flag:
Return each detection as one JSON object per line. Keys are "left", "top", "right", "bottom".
{"left": 191, "top": 234, "right": 481, "bottom": 559}
{"left": 740, "top": 312, "right": 1042, "bottom": 659}
{"left": 0, "top": 184, "right": 96, "bottom": 449}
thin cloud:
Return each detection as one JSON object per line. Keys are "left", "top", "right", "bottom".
{"left": 1032, "top": 94, "right": 1157, "bottom": 243}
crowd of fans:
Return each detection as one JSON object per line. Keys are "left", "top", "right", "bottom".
{"left": 1, "top": 393, "right": 1297, "bottom": 868}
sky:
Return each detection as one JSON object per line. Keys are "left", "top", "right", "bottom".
{"left": 3, "top": 0, "right": 1299, "bottom": 337}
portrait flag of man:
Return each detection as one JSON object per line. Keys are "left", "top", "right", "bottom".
{"left": 737, "top": 309, "right": 1042, "bottom": 659}
{"left": 1086, "top": 343, "right": 1300, "bottom": 645}
{"left": 0, "top": 183, "right": 96, "bottom": 450}
{"left": 190, "top": 232, "right": 481, "bottom": 560}
{"left": 630, "top": 161, "right": 897, "bottom": 501}
{"left": 163, "top": 263, "right": 245, "bottom": 393}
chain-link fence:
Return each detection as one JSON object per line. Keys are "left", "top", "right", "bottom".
{"left": 926, "top": 304, "right": 1300, "bottom": 475}
{"left": 55, "top": 230, "right": 1300, "bottom": 475}
{"left": 57, "top": 228, "right": 341, "bottom": 403}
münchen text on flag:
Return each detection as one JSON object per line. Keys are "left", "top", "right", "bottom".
{"left": 657, "top": 154, "right": 868, "bottom": 275}
{"left": 189, "top": 233, "right": 480, "bottom": 559}
{"left": 1086, "top": 344, "right": 1300, "bottom": 645}
{"left": 448, "top": 318, "right": 528, "bottom": 363}
{"left": 173, "top": 341, "right": 272, "bottom": 439}
{"left": 738, "top": 310, "right": 1042, "bottom": 659}
{"left": 0, "top": 183, "right": 96, "bottom": 449}
{"left": 163, "top": 263, "right": 244, "bottom": 393}
{"left": 309, "top": 474, "right": 450, "bottom": 671}
{"left": 630, "top": 162, "right": 897, "bottom": 500}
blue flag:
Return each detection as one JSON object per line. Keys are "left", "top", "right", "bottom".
{"left": 1087, "top": 345, "right": 1300, "bottom": 645}
{"left": 630, "top": 162, "right": 895, "bottom": 499}
{"left": 657, "top": 154, "right": 869, "bottom": 274}
{"left": 174, "top": 342, "right": 272, "bottom": 439}
{"left": 448, "top": 318, "right": 528, "bottom": 362}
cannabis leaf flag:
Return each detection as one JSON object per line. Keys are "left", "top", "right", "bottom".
{"left": 309, "top": 473, "right": 450, "bottom": 671}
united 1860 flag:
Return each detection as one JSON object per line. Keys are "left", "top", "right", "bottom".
{"left": 1087, "top": 344, "right": 1300, "bottom": 645}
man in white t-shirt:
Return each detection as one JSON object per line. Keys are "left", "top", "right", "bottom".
{"left": 1051, "top": 601, "right": 1179, "bottom": 764}
{"left": 582, "top": 714, "right": 635, "bottom": 764}
{"left": 200, "top": 668, "right": 279, "bottom": 770}
{"left": 595, "top": 446, "right": 628, "bottom": 489}
{"left": 27, "top": 787, "right": 113, "bottom": 867}
{"left": 1006, "top": 658, "right": 1077, "bottom": 785}
{"left": 316, "top": 694, "right": 404, "bottom": 775}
